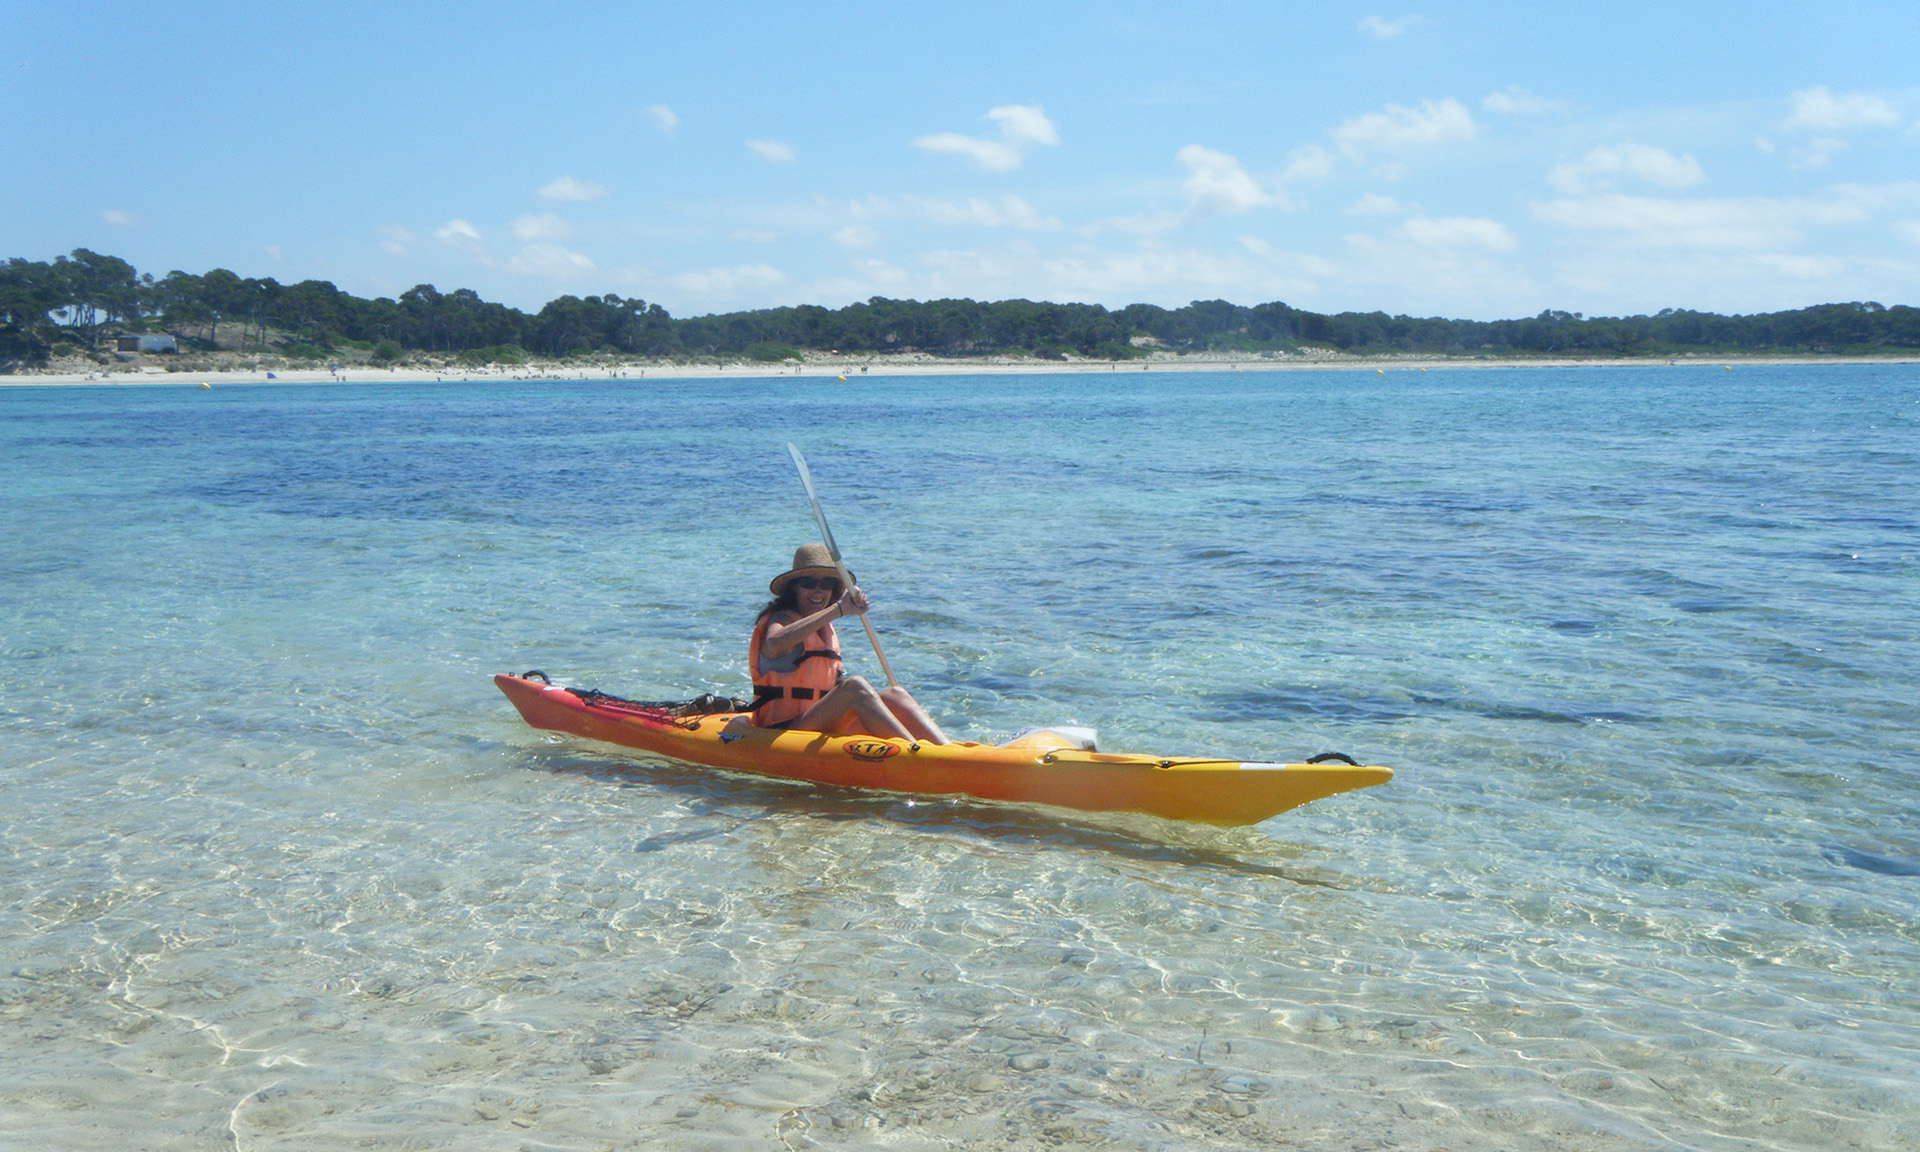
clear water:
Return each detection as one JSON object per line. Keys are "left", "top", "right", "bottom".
{"left": 2, "top": 365, "right": 1916, "bottom": 1150}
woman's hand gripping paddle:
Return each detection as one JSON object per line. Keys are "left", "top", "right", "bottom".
{"left": 787, "top": 443, "right": 899, "bottom": 688}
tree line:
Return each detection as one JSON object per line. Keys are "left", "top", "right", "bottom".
{"left": 6, "top": 247, "right": 1919, "bottom": 369}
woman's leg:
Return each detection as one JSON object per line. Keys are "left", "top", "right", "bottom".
{"left": 788, "top": 677, "right": 914, "bottom": 740}
{"left": 879, "top": 686, "right": 948, "bottom": 745}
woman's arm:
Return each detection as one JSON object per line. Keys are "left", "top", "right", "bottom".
{"left": 760, "top": 587, "right": 869, "bottom": 656}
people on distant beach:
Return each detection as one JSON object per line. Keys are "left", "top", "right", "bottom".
{"left": 746, "top": 543, "right": 948, "bottom": 743}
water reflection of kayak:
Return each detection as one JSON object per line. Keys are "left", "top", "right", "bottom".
{"left": 496, "top": 673, "right": 1392, "bottom": 826}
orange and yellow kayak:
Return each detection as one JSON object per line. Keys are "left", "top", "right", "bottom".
{"left": 495, "top": 673, "right": 1391, "bottom": 826}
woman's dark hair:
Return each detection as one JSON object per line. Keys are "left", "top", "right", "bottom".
{"left": 756, "top": 584, "right": 801, "bottom": 621}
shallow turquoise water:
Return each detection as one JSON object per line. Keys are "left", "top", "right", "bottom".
{"left": 2, "top": 365, "right": 1916, "bottom": 1150}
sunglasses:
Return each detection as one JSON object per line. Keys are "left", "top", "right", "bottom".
{"left": 794, "top": 577, "right": 841, "bottom": 591}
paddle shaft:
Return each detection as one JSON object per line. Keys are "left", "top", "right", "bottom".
{"left": 787, "top": 443, "right": 899, "bottom": 688}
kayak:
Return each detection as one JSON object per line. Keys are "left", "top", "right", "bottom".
{"left": 495, "top": 673, "right": 1392, "bottom": 826}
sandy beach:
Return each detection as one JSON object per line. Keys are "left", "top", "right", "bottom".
{"left": 6, "top": 348, "right": 1917, "bottom": 387}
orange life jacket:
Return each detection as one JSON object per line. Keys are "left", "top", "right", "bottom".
{"left": 748, "top": 614, "right": 841, "bottom": 727}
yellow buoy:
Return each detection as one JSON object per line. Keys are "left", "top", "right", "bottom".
{"left": 837, "top": 375, "right": 847, "bottom": 381}
{"left": 1376, "top": 369, "right": 1385, "bottom": 374}
{"left": 1724, "top": 365, "right": 1733, "bottom": 371}
{"left": 199, "top": 382, "right": 211, "bottom": 389}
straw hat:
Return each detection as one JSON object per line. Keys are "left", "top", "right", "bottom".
{"left": 769, "top": 542, "right": 852, "bottom": 595}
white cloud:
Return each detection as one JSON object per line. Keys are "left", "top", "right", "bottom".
{"left": 1333, "top": 98, "right": 1475, "bottom": 161}
{"left": 822, "top": 259, "right": 910, "bottom": 295}
{"left": 1782, "top": 87, "right": 1900, "bottom": 133}
{"left": 537, "top": 176, "right": 608, "bottom": 202}
{"left": 989, "top": 104, "right": 1061, "bottom": 148}
{"left": 1345, "top": 193, "right": 1410, "bottom": 216}
{"left": 1335, "top": 229, "right": 1536, "bottom": 313}
{"left": 909, "top": 195, "right": 1060, "bottom": 230}
{"left": 1753, "top": 252, "right": 1848, "bottom": 281}
{"left": 1531, "top": 192, "right": 1875, "bottom": 250}
{"left": 913, "top": 133, "right": 1022, "bottom": 171}
{"left": 435, "top": 219, "right": 484, "bottom": 249}
{"left": 646, "top": 105, "right": 679, "bottom": 134}
{"left": 1543, "top": 250, "right": 1825, "bottom": 316}
{"left": 1397, "top": 215, "right": 1518, "bottom": 251}
{"left": 1789, "top": 137, "right": 1849, "bottom": 171}
{"left": 1548, "top": 143, "right": 1706, "bottom": 195}
{"left": 380, "top": 226, "right": 416, "bottom": 255}
{"left": 1482, "top": 86, "right": 1568, "bottom": 115}
{"left": 1279, "top": 144, "right": 1336, "bottom": 184}
{"left": 264, "top": 244, "right": 283, "bottom": 262}
{"left": 913, "top": 104, "right": 1060, "bottom": 171}
{"left": 1085, "top": 147, "right": 1301, "bottom": 235}
{"left": 1896, "top": 220, "right": 1920, "bottom": 245}
{"left": 510, "top": 213, "right": 571, "bottom": 242}
{"left": 1085, "top": 146, "right": 1291, "bottom": 236}
{"left": 851, "top": 258, "right": 912, "bottom": 288}
{"left": 506, "top": 244, "right": 594, "bottom": 280}
{"left": 1178, "top": 145, "right": 1275, "bottom": 215}
{"left": 832, "top": 225, "right": 879, "bottom": 250}
{"left": 101, "top": 209, "right": 142, "bottom": 226}
{"left": 1825, "top": 182, "right": 1920, "bottom": 212}
{"left": 1359, "top": 15, "right": 1422, "bottom": 39}
{"left": 1089, "top": 210, "right": 1185, "bottom": 237}
{"left": 747, "top": 139, "right": 796, "bottom": 163}
{"left": 673, "top": 263, "right": 788, "bottom": 297}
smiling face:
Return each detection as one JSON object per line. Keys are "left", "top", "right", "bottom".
{"left": 791, "top": 575, "right": 841, "bottom": 615}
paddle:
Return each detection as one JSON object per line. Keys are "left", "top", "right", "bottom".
{"left": 786, "top": 442, "right": 899, "bottom": 688}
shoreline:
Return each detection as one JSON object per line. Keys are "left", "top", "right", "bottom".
{"left": 5, "top": 349, "right": 1917, "bottom": 387}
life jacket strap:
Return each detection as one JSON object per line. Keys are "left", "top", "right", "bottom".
{"left": 751, "top": 684, "right": 823, "bottom": 707}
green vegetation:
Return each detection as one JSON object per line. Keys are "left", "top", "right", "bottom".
{"left": 456, "top": 344, "right": 527, "bottom": 366}
{"left": 745, "top": 342, "right": 803, "bottom": 362}
{"left": 5, "top": 247, "right": 1919, "bottom": 372}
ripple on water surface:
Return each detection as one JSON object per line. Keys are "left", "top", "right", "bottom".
{"left": 1, "top": 366, "right": 1917, "bottom": 1150}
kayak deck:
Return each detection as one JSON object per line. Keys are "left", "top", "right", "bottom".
{"left": 495, "top": 674, "right": 1391, "bottom": 826}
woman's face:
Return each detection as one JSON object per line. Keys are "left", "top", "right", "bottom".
{"left": 792, "top": 575, "right": 840, "bottom": 614}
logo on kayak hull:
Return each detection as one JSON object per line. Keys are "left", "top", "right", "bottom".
{"left": 844, "top": 740, "right": 901, "bottom": 762}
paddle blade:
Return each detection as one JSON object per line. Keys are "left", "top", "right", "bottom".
{"left": 787, "top": 442, "right": 843, "bottom": 561}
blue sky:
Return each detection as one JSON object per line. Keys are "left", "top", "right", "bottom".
{"left": 7, "top": 1, "right": 1919, "bottom": 319}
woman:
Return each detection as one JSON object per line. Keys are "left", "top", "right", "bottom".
{"left": 747, "top": 543, "right": 948, "bottom": 744}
